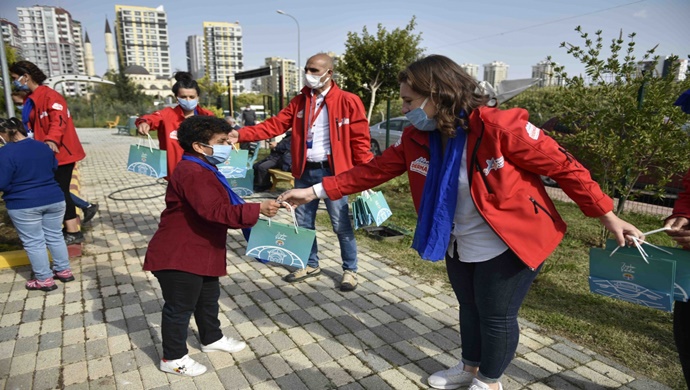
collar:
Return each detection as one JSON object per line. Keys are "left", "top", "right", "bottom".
{"left": 311, "top": 84, "right": 332, "bottom": 98}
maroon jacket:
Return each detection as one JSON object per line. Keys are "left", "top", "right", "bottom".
{"left": 143, "top": 157, "right": 260, "bottom": 276}
{"left": 669, "top": 169, "right": 690, "bottom": 220}
{"left": 26, "top": 85, "right": 85, "bottom": 166}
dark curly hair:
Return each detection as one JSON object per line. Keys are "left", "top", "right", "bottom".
{"left": 9, "top": 60, "right": 48, "bottom": 85}
{"left": 0, "top": 117, "right": 28, "bottom": 139}
{"left": 398, "top": 55, "right": 488, "bottom": 137}
{"left": 177, "top": 116, "right": 231, "bottom": 153}
{"left": 172, "top": 71, "right": 200, "bottom": 97}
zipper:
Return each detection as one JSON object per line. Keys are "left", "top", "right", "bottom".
{"left": 529, "top": 196, "right": 555, "bottom": 222}
{"left": 474, "top": 155, "right": 494, "bottom": 194}
{"left": 558, "top": 147, "right": 580, "bottom": 167}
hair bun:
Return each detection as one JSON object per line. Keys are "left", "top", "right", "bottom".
{"left": 175, "top": 71, "right": 193, "bottom": 82}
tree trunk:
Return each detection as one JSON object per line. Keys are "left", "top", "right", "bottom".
{"left": 367, "top": 87, "right": 378, "bottom": 122}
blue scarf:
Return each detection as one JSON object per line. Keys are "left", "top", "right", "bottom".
{"left": 21, "top": 98, "right": 34, "bottom": 134}
{"left": 411, "top": 126, "right": 466, "bottom": 261}
{"left": 181, "top": 155, "right": 253, "bottom": 243}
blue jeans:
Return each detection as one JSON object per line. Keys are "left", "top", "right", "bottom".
{"left": 295, "top": 166, "right": 358, "bottom": 271}
{"left": 446, "top": 248, "right": 541, "bottom": 383}
{"left": 70, "top": 194, "right": 89, "bottom": 209}
{"left": 7, "top": 201, "right": 71, "bottom": 280}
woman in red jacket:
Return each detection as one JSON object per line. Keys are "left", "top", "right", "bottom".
{"left": 144, "top": 116, "right": 280, "bottom": 376}
{"left": 10, "top": 60, "right": 89, "bottom": 245}
{"left": 279, "top": 55, "right": 644, "bottom": 390}
{"left": 136, "top": 71, "right": 215, "bottom": 177}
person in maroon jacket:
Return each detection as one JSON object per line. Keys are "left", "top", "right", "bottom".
{"left": 143, "top": 116, "right": 280, "bottom": 377}
{"left": 10, "top": 60, "right": 92, "bottom": 245}
{"left": 664, "top": 169, "right": 690, "bottom": 388}
{"left": 279, "top": 55, "right": 643, "bottom": 390}
{"left": 136, "top": 71, "right": 215, "bottom": 178}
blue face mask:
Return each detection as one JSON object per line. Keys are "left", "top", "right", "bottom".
{"left": 405, "top": 97, "right": 437, "bottom": 131}
{"left": 15, "top": 104, "right": 24, "bottom": 111}
{"left": 12, "top": 76, "right": 30, "bottom": 92}
{"left": 200, "top": 143, "right": 233, "bottom": 165}
{"left": 177, "top": 97, "right": 198, "bottom": 112}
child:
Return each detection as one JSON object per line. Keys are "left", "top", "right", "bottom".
{"left": 143, "top": 116, "right": 281, "bottom": 376}
{"left": 0, "top": 117, "right": 74, "bottom": 291}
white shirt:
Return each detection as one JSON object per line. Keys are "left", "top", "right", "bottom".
{"left": 448, "top": 142, "right": 508, "bottom": 262}
{"left": 306, "top": 86, "right": 332, "bottom": 162}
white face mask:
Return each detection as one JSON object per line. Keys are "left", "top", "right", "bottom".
{"left": 304, "top": 70, "right": 330, "bottom": 89}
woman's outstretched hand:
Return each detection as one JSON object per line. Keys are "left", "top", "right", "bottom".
{"left": 259, "top": 200, "right": 281, "bottom": 218}
{"left": 277, "top": 188, "right": 318, "bottom": 208}
{"left": 598, "top": 211, "right": 644, "bottom": 247}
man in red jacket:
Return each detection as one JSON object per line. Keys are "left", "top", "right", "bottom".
{"left": 229, "top": 53, "right": 373, "bottom": 291}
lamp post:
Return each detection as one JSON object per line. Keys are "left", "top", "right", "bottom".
{"left": 276, "top": 10, "right": 301, "bottom": 90}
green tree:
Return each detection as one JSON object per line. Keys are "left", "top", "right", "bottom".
{"left": 196, "top": 75, "right": 227, "bottom": 109}
{"left": 549, "top": 27, "right": 690, "bottom": 215}
{"left": 339, "top": 17, "right": 424, "bottom": 121}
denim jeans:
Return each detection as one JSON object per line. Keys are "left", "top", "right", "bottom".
{"left": 445, "top": 248, "right": 541, "bottom": 383}
{"left": 153, "top": 270, "right": 223, "bottom": 360}
{"left": 7, "top": 201, "right": 70, "bottom": 280}
{"left": 70, "top": 194, "right": 89, "bottom": 209}
{"left": 295, "top": 166, "right": 358, "bottom": 271}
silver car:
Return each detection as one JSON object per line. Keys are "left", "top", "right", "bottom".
{"left": 369, "top": 116, "right": 411, "bottom": 155}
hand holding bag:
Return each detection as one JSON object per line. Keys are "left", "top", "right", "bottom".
{"left": 126, "top": 134, "right": 167, "bottom": 178}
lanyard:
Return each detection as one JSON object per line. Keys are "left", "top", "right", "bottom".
{"left": 306, "top": 94, "right": 326, "bottom": 133}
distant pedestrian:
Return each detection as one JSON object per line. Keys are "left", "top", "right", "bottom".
{"left": 253, "top": 131, "right": 292, "bottom": 192}
{"left": 225, "top": 116, "right": 241, "bottom": 130}
{"left": 0, "top": 117, "right": 75, "bottom": 292}
{"left": 241, "top": 104, "right": 256, "bottom": 126}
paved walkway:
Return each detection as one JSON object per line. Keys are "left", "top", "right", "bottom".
{"left": 0, "top": 128, "right": 672, "bottom": 389}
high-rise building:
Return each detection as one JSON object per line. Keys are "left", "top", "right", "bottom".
{"left": 532, "top": 59, "right": 560, "bottom": 87}
{"left": 186, "top": 35, "right": 204, "bottom": 79}
{"left": 203, "top": 21, "right": 243, "bottom": 93}
{"left": 83, "top": 31, "right": 96, "bottom": 76}
{"left": 460, "top": 63, "right": 479, "bottom": 79}
{"left": 260, "top": 57, "right": 298, "bottom": 97}
{"left": 104, "top": 18, "right": 118, "bottom": 73}
{"left": 16, "top": 5, "right": 86, "bottom": 94}
{"left": 0, "top": 18, "right": 23, "bottom": 59}
{"left": 662, "top": 56, "right": 688, "bottom": 82}
{"left": 114, "top": 4, "right": 171, "bottom": 77}
{"left": 483, "top": 61, "right": 509, "bottom": 89}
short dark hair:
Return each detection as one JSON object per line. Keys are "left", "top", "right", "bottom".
{"left": 171, "top": 71, "right": 200, "bottom": 97}
{"left": 177, "top": 116, "right": 231, "bottom": 153}
{"left": 9, "top": 60, "right": 47, "bottom": 85}
{"left": 0, "top": 117, "right": 28, "bottom": 137}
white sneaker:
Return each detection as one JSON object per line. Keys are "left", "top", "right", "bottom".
{"left": 469, "top": 377, "right": 503, "bottom": 390}
{"left": 201, "top": 336, "right": 246, "bottom": 353}
{"left": 159, "top": 354, "right": 207, "bottom": 377}
{"left": 428, "top": 361, "right": 475, "bottom": 389}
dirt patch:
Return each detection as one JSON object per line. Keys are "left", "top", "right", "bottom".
{"left": 0, "top": 202, "right": 23, "bottom": 252}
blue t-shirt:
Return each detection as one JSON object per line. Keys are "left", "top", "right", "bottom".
{"left": 0, "top": 139, "right": 64, "bottom": 210}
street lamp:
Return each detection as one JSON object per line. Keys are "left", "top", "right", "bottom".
{"left": 276, "top": 9, "right": 301, "bottom": 90}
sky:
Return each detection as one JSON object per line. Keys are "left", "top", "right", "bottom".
{"left": 1, "top": 0, "right": 688, "bottom": 82}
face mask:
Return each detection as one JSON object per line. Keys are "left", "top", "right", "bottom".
{"left": 15, "top": 104, "right": 24, "bottom": 111}
{"left": 405, "top": 97, "right": 437, "bottom": 131}
{"left": 177, "top": 98, "right": 198, "bottom": 111}
{"left": 12, "top": 76, "right": 30, "bottom": 92}
{"left": 304, "top": 70, "right": 330, "bottom": 89}
{"left": 200, "top": 143, "right": 233, "bottom": 165}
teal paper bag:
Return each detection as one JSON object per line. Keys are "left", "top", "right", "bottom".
{"left": 362, "top": 190, "right": 392, "bottom": 226}
{"left": 653, "top": 244, "right": 690, "bottom": 302}
{"left": 218, "top": 149, "right": 249, "bottom": 178}
{"left": 227, "top": 169, "right": 254, "bottom": 197}
{"left": 126, "top": 136, "right": 167, "bottom": 178}
{"left": 589, "top": 240, "right": 676, "bottom": 312}
{"left": 245, "top": 206, "right": 316, "bottom": 269}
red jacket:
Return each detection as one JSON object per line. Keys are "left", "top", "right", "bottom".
{"left": 237, "top": 83, "right": 373, "bottom": 179}
{"left": 136, "top": 105, "right": 215, "bottom": 176}
{"left": 27, "top": 85, "right": 85, "bottom": 166}
{"left": 322, "top": 106, "right": 613, "bottom": 269}
{"left": 143, "top": 157, "right": 261, "bottom": 276}
{"left": 669, "top": 169, "right": 690, "bottom": 219}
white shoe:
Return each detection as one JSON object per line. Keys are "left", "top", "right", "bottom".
{"left": 201, "top": 336, "right": 246, "bottom": 353}
{"left": 428, "top": 361, "right": 475, "bottom": 389}
{"left": 469, "top": 377, "right": 503, "bottom": 390}
{"left": 159, "top": 354, "right": 207, "bottom": 377}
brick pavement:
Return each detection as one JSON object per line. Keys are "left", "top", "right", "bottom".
{"left": 0, "top": 128, "right": 673, "bottom": 389}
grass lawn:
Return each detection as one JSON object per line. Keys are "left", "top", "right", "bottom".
{"left": 316, "top": 174, "right": 685, "bottom": 389}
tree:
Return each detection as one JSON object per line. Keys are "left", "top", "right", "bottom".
{"left": 197, "top": 75, "right": 227, "bottom": 109}
{"left": 550, "top": 26, "right": 690, "bottom": 214}
{"left": 339, "top": 17, "right": 424, "bottom": 121}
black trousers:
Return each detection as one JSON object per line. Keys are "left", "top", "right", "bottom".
{"left": 253, "top": 157, "right": 280, "bottom": 189}
{"left": 675, "top": 299, "right": 690, "bottom": 388}
{"left": 154, "top": 270, "right": 223, "bottom": 360}
{"left": 54, "top": 163, "right": 77, "bottom": 221}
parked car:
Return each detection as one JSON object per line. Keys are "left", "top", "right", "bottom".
{"left": 369, "top": 117, "right": 410, "bottom": 155}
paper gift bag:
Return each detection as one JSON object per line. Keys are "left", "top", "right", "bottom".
{"left": 361, "top": 190, "right": 392, "bottom": 226}
{"left": 218, "top": 147, "right": 249, "bottom": 178}
{"left": 245, "top": 204, "right": 315, "bottom": 269}
{"left": 126, "top": 135, "right": 167, "bottom": 178}
{"left": 589, "top": 239, "right": 677, "bottom": 312}
{"left": 227, "top": 169, "right": 254, "bottom": 197}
